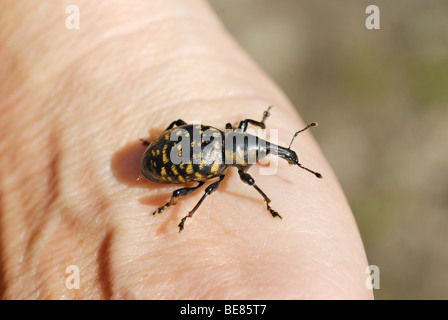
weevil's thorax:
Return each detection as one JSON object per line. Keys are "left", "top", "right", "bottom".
{"left": 224, "top": 131, "right": 269, "bottom": 170}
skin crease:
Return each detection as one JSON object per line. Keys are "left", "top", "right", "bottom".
{"left": 0, "top": 0, "right": 373, "bottom": 299}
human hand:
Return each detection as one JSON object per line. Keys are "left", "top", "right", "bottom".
{"left": 0, "top": 0, "right": 372, "bottom": 299}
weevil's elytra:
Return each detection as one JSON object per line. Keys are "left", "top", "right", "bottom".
{"left": 142, "top": 124, "right": 227, "bottom": 184}
{"left": 141, "top": 107, "right": 322, "bottom": 232}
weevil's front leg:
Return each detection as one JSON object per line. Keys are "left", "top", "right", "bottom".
{"left": 178, "top": 174, "right": 226, "bottom": 232}
{"left": 153, "top": 181, "right": 205, "bottom": 215}
{"left": 238, "top": 170, "right": 282, "bottom": 219}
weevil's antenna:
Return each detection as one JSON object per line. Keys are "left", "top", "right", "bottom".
{"left": 297, "top": 162, "right": 322, "bottom": 178}
{"left": 288, "top": 122, "right": 322, "bottom": 178}
{"left": 288, "top": 122, "right": 318, "bottom": 150}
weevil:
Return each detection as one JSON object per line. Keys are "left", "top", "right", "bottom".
{"left": 141, "top": 107, "right": 322, "bottom": 231}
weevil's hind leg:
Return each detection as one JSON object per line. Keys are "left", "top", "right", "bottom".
{"left": 178, "top": 174, "right": 226, "bottom": 232}
{"left": 152, "top": 181, "right": 205, "bottom": 215}
{"left": 237, "top": 106, "right": 272, "bottom": 132}
{"left": 165, "top": 119, "right": 188, "bottom": 131}
{"left": 140, "top": 139, "right": 150, "bottom": 146}
{"left": 141, "top": 120, "right": 188, "bottom": 146}
{"left": 237, "top": 170, "right": 282, "bottom": 219}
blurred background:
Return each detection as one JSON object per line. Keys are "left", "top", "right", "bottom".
{"left": 209, "top": 0, "right": 448, "bottom": 299}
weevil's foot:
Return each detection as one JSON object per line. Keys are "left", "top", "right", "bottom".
{"left": 178, "top": 218, "right": 187, "bottom": 232}
{"left": 267, "top": 204, "right": 282, "bottom": 219}
{"left": 152, "top": 205, "right": 168, "bottom": 215}
{"left": 178, "top": 209, "right": 196, "bottom": 232}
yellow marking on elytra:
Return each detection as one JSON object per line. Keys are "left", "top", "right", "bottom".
{"left": 179, "top": 163, "right": 185, "bottom": 169}
{"left": 191, "top": 141, "right": 195, "bottom": 147}
{"left": 164, "top": 134, "right": 170, "bottom": 140}
{"left": 162, "top": 145, "right": 169, "bottom": 164}
{"left": 156, "top": 149, "right": 160, "bottom": 155}
{"left": 176, "top": 130, "right": 182, "bottom": 136}
{"left": 186, "top": 163, "right": 193, "bottom": 174}
{"left": 178, "top": 176, "right": 185, "bottom": 183}
{"left": 167, "top": 176, "right": 173, "bottom": 182}
{"left": 161, "top": 167, "right": 167, "bottom": 176}
{"left": 171, "top": 165, "right": 179, "bottom": 175}
{"left": 178, "top": 149, "right": 182, "bottom": 157}
{"left": 185, "top": 132, "right": 190, "bottom": 137}
{"left": 151, "top": 150, "right": 156, "bottom": 156}
{"left": 211, "top": 161, "right": 219, "bottom": 174}
{"left": 199, "top": 162, "right": 204, "bottom": 170}
{"left": 196, "top": 141, "right": 202, "bottom": 147}
{"left": 195, "top": 172, "right": 203, "bottom": 179}
{"left": 212, "top": 132, "right": 221, "bottom": 138}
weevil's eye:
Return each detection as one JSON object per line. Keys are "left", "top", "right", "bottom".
{"left": 287, "top": 152, "right": 299, "bottom": 165}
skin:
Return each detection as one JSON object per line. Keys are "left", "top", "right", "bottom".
{"left": 0, "top": 0, "right": 373, "bottom": 299}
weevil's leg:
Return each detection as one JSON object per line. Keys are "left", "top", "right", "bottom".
{"left": 237, "top": 106, "right": 272, "bottom": 132}
{"left": 178, "top": 174, "right": 226, "bottom": 232}
{"left": 152, "top": 181, "right": 205, "bottom": 215}
{"left": 140, "top": 138, "right": 150, "bottom": 146}
{"left": 165, "top": 119, "right": 188, "bottom": 131}
{"left": 261, "top": 105, "right": 272, "bottom": 123}
{"left": 237, "top": 170, "right": 282, "bottom": 219}
{"left": 238, "top": 119, "right": 265, "bottom": 132}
